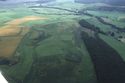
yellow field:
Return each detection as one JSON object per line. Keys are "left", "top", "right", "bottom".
{"left": 0, "top": 16, "right": 47, "bottom": 58}
{"left": 0, "top": 16, "right": 46, "bottom": 36}
{"left": 0, "top": 37, "right": 21, "bottom": 58}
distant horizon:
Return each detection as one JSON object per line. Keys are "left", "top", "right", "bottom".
{"left": 0, "top": 0, "right": 125, "bottom": 6}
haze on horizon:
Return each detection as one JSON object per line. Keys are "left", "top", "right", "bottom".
{"left": 0, "top": 0, "right": 125, "bottom": 6}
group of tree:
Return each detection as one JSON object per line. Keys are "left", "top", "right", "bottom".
{"left": 75, "top": 0, "right": 125, "bottom": 6}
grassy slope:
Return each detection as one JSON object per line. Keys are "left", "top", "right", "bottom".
{"left": 26, "top": 21, "right": 97, "bottom": 83}
{"left": 0, "top": 34, "right": 34, "bottom": 82}
{"left": 1, "top": 2, "right": 125, "bottom": 83}
{"left": 85, "top": 17, "right": 112, "bottom": 32}
{"left": 0, "top": 12, "right": 97, "bottom": 82}
{"left": 99, "top": 34, "right": 125, "bottom": 61}
{"left": 87, "top": 10, "right": 125, "bottom": 28}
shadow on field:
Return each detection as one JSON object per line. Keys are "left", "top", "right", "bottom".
{"left": 81, "top": 31, "right": 125, "bottom": 83}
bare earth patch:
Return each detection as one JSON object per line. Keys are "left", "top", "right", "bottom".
{"left": 0, "top": 16, "right": 47, "bottom": 58}
{"left": 0, "top": 16, "right": 46, "bottom": 36}
{"left": 0, "top": 37, "right": 21, "bottom": 58}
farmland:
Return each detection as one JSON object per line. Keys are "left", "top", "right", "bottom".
{"left": 0, "top": 1, "right": 125, "bottom": 83}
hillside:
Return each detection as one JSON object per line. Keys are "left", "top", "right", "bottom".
{"left": 0, "top": 1, "right": 125, "bottom": 83}
{"left": 75, "top": 0, "right": 125, "bottom": 6}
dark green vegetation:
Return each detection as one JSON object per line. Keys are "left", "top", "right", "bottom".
{"left": 79, "top": 20, "right": 125, "bottom": 83}
{"left": 75, "top": 0, "right": 125, "bottom": 6}
{"left": 22, "top": 21, "right": 97, "bottom": 83}
{"left": 0, "top": 2, "right": 125, "bottom": 83}
{"left": 1, "top": 21, "right": 96, "bottom": 83}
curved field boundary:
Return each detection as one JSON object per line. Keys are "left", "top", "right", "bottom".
{"left": 0, "top": 16, "right": 47, "bottom": 58}
{"left": 81, "top": 30, "right": 125, "bottom": 83}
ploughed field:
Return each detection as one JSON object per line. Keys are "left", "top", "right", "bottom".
{"left": 0, "top": 2, "right": 125, "bottom": 83}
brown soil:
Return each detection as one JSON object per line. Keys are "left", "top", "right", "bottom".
{"left": 0, "top": 16, "right": 47, "bottom": 58}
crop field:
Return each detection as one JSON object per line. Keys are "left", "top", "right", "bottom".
{"left": 0, "top": 37, "right": 21, "bottom": 58}
{"left": 0, "top": 16, "right": 47, "bottom": 59}
{"left": 0, "top": 2, "right": 125, "bottom": 83}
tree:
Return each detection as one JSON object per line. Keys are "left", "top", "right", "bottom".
{"left": 111, "top": 32, "right": 115, "bottom": 37}
{"left": 37, "top": 0, "right": 55, "bottom": 6}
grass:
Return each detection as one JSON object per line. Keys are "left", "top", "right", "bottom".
{"left": 0, "top": 16, "right": 45, "bottom": 58}
{"left": 0, "top": 36, "right": 34, "bottom": 81}
{"left": 85, "top": 17, "right": 112, "bottom": 32}
{"left": 81, "top": 31, "right": 125, "bottom": 83}
{"left": 99, "top": 34, "right": 125, "bottom": 61}
{"left": 0, "top": 20, "right": 96, "bottom": 83}
{"left": 33, "top": 21, "right": 97, "bottom": 83}
{"left": 87, "top": 10, "right": 125, "bottom": 28}
{"left": 41, "top": 2, "right": 86, "bottom": 10}
{"left": 0, "top": 2, "right": 125, "bottom": 83}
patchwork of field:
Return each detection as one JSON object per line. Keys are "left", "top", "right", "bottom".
{"left": 0, "top": 16, "right": 47, "bottom": 58}
{"left": 0, "top": 2, "right": 125, "bottom": 83}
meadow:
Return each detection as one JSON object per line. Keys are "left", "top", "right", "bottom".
{"left": 0, "top": 2, "right": 125, "bottom": 83}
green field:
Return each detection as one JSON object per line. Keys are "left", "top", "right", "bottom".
{"left": 0, "top": 2, "right": 125, "bottom": 83}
